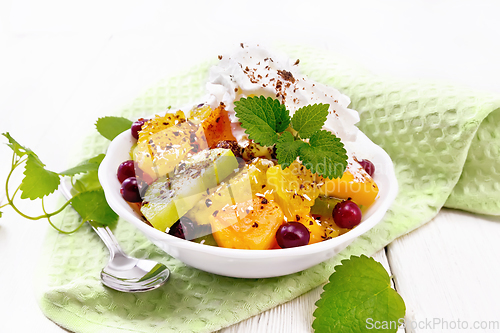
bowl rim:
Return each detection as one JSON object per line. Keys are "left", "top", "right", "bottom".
{"left": 99, "top": 127, "right": 398, "bottom": 259}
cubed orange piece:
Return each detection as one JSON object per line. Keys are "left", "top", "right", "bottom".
{"left": 202, "top": 105, "right": 236, "bottom": 148}
{"left": 319, "top": 170, "right": 379, "bottom": 207}
{"left": 211, "top": 198, "right": 284, "bottom": 250}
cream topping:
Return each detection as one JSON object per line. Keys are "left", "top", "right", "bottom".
{"left": 197, "top": 44, "right": 367, "bottom": 181}
{"left": 206, "top": 44, "right": 359, "bottom": 144}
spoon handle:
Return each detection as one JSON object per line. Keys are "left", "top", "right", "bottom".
{"left": 91, "top": 225, "right": 126, "bottom": 258}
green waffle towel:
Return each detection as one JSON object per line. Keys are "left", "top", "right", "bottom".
{"left": 36, "top": 45, "right": 500, "bottom": 333}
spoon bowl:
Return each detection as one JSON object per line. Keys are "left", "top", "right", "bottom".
{"left": 61, "top": 182, "right": 170, "bottom": 292}
{"left": 92, "top": 224, "right": 170, "bottom": 292}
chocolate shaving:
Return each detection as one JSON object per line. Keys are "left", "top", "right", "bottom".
{"left": 277, "top": 70, "right": 295, "bottom": 83}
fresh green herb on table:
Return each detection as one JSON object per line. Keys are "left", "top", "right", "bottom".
{"left": 313, "top": 255, "right": 406, "bottom": 333}
{"left": 0, "top": 116, "right": 132, "bottom": 231}
{"left": 0, "top": 101, "right": 404, "bottom": 332}
{"left": 234, "top": 96, "right": 348, "bottom": 179}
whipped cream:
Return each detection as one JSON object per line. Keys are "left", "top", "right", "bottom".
{"left": 196, "top": 44, "right": 368, "bottom": 181}
{"left": 205, "top": 44, "right": 360, "bottom": 145}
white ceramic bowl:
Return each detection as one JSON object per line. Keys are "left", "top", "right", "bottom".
{"left": 99, "top": 129, "right": 398, "bottom": 278}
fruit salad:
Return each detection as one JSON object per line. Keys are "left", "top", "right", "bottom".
{"left": 116, "top": 45, "right": 380, "bottom": 250}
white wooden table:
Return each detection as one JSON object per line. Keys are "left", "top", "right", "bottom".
{"left": 1, "top": 1, "right": 500, "bottom": 332}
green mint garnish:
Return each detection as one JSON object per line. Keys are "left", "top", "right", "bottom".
{"left": 291, "top": 103, "right": 329, "bottom": 138}
{"left": 234, "top": 96, "right": 290, "bottom": 147}
{"left": 234, "top": 96, "right": 347, "bottom": 179}
{"left": 275, "top": 131, "right": 307, "bottom": 169}
{"left": 299, "top": 130, "right": 347, "bottom": 179}
{"left": 95, "top": 116, "right": 133, "bottom": 141}
{"left": 313, "top": 255, "right": 406, "bottom": 333}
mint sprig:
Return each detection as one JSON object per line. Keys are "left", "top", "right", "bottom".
{"left": 0, "top": 132, "right": 118, "bottom": 233}
{"left": 313, "top": 255, "right": 406, "bottom": 333}
{"left": 234, "top": 96, "right": 347, "bottom": 179}
{"left": 1, "top": 116, "right": 131, "bottom": 232}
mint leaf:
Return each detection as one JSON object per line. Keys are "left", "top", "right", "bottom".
{"left": 291, "top": 103, "right": 329, "bottom": 138}
{"left": 20, "top": 154, "right": 61, "bottom": 200}
{"left": 276, "top": 131, "right": 306, "bottom": 169}
{"left": 6, "top": 134, "right": 63, "bottom": 200}
{"left": 2, "top": 132, "right": 30, "bottom": 158}
{"left": 74, "top": 170, "right": 102, "bottom": 193}
{"left": 96, "top": 116, "right": 133, "bottom": 141}
{"left": 72, "top": 179, "right": 87, "bottom": 193}
{"left": 234, "top": 96, "right": 289, "bottom": 146}
{"left": 70, "top": 189, "right": 118, "bottom": 228}
{"left": 299, "top": 130, "right": 347, "bottom": 179}
{"left": 234, "top": 96, "right": 347, "bottom": 178}
{"left": 59, "top": 154, "right": 105, "bottom": 176}
{"left": 273, "top": 101, "right": 291, "bottom": 133}
{"left": 1, "top": 133, "right": 116, "bottom": 231}
{"left": 72, "top": 168, "right": 101, "bottom": 193}
{"left": 313, "top": 255, "right": 405, "bottom": 333}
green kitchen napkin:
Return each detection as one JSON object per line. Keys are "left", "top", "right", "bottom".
{"left": 36, "top": 45, "right": 500, "bottom": 333}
